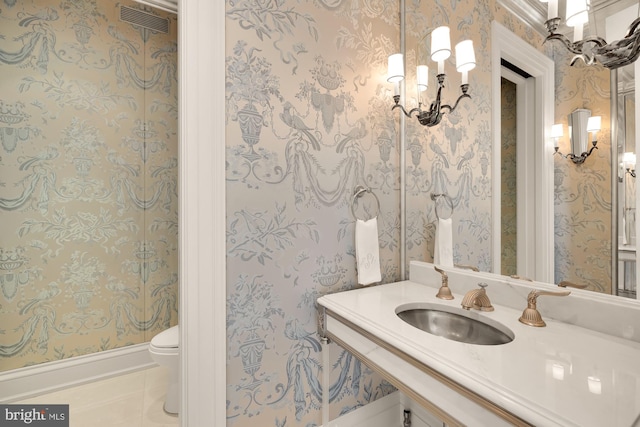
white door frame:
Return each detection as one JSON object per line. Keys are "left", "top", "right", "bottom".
{"left": 491, "top": 21, "right": 555, "bottom": 283}
{"left": 500, "top": 66, "right": 537, "bottom": 278}
{"left": 179, "top": 1, "right": 227, "bottom": 426}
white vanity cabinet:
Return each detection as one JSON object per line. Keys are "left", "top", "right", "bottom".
{"left": 317, "top": 261, "right": 640, "bottom": 427}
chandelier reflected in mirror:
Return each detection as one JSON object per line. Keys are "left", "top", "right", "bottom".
{"left": 540, "top": 0, "right": 640, "bottom": 69}
{"left": 387, "top": 26, "right": 475, "bottom": 127}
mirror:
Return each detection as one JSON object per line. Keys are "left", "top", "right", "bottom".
{"left": 617, "top": 64, "right": 636, "bottom": 298}
{"left": 402, "top": 0, "right": 640, "bottom": 300}
{"left": 500, "top": 0, "right": 639, "bottom": 298}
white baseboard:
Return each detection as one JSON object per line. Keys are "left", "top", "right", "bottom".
{"left": 0, "top": 343, "right": 155, "bottom": 402}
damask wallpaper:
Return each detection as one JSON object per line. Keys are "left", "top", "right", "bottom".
{"left": 402, "top": 0, "right": 543, "bottom": 272}
{"left": 402, "top": 1, "right": 611, "bottom": 291}
{"left": 224, "top": 1, "right": 400, "bottom": 425}
{"left": 0, "top": 0, "right": 614, "bottom": 425}
{"left": 224, "top": 0, "right": 613, "bottom": 426}
{"left": 552, "top": 44, "right": 612, "bottom": 293}
{"left": 0, "top": 0, "right": 178, "bottom": 372}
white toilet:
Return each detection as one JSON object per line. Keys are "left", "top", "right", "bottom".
{"left": 149, "top": 325, "right": 179, "bottom": 414}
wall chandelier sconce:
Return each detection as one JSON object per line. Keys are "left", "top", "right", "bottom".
{"left": 540, "top": 0, "right": 640, "bottom": 69}
{"left": 623, "top": 152, "right": 636, "bottom": 178}
{"left": 553, "top": 109, "right": 601, "bottom": 164}
{"left": 387, "top": 26, "right": 475, "bottom": 127}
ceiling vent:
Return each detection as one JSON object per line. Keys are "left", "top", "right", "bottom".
{"left": 120, "top": 5, "right": 169, "bottom": 34}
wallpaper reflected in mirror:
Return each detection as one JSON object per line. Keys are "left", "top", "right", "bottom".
{"left": 618, "top": 87, "right": 636, "bottom": 298}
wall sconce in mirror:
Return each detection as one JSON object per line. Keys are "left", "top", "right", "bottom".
{"left": 539, "top": 0, "right": 640, "bottom": 69}
{"left": 388, "top": 26, "right": 474, "bottom": 127}
{"left": 553, "top": 109, "right": 601, "bottom": 164}
{"left": 587, "top": 375, "right": 602, "bottom": 395}
{"left": 623, "top": 152, "right": 636, "bottom": 178}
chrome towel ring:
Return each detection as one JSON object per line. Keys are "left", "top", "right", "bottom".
{"left": 351, "top": 185, "right": 381, "bottom": 221}
{"left": 431, "top": 193, "right": 454, "bottom": 220}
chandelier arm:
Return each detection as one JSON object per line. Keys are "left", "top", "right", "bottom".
{"left": 391, "top": 99, "right": 422, "bottom": 119}
{"left": 624, "top": 17, "right": 640, "bottom": 38}
{"left": 440, "top": 93, "right": 471, "bottom": 114}
{"left": 555, "top": 143, "right": 598, "bottom": 164}
{"left": 577, "top": 36, "right": 608, "bottom": 49}
{"left": 593, "top": 30, "right": 640, "bottom": 69}
{"left": 545, "top": 16, "right": 640, "bottom": 69}
{"left": 544, "top": 33, "right": 606, "bottom": 55}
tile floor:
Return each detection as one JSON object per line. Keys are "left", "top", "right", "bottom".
{"left": 15, "top": 366, "right": 179, "bottom": 427}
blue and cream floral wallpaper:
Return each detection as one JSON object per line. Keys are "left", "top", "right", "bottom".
{"left": 0, "top": 0, "right": 616, "bottom": 425}
{"left": 0, "top": 0, "right": 178, "bottom": 372}
{"left": 225, "top": 1, "right": 400, "bottom": 425}
{"left": 224, "top": 0, "right": 613, "bottom": 424}
{"left": 230, "top": 0, "right": 606, "bottom": 419}
{"left": 552, "top": 44, "right": 611, "bottom": 293}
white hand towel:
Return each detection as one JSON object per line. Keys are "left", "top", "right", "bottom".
{"left": 355, "top": 217, "right": 382, "bottom": 285}
{"left": 434, "top": 217, "right": 454, "bottom": 267}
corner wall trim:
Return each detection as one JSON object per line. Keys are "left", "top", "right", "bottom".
{"left": 0, "top": 343, "right": 154, "bottom": 402}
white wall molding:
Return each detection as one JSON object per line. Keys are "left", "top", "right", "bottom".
{"left": 0, "top": 344, "right": 153, "bottom": 403}
{"left": 179, "top": 1, "right": 227, "bottom": 426}
{"left": 491, "top": 21, "right": 555, "bottom": 283}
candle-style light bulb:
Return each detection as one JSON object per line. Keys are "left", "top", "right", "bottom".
{"left": 587, "top": 115, "right": 601, "bottom": 142}
{"left": 417, "top": 65, "right": 429, "bottom": 92}
{"left": 623, "top": 152, "right": 636, "bottom": 169}
{"left": 566, "top": 0, "right": 588, "bottom": 42}
{"left": 387, "top": 53, "right": 405, "bottom": 83}
{"left": 551, "top": 123, "right": 564, "bottom": 148}
{"left": 431, "top": 26, "right": 451, "bottom": 75}
{"left": 551, "top": 124, "right": 564, "bottom": 138}
{"left": 547, "top": 0, "right": 559, "bottom": 20}
{"left": 455, "top": 40, "right": 475, "bottom": 85}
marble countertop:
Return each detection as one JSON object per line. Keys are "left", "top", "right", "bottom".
{"left": 317, "top": 279, "right": 640, "bottom": 426}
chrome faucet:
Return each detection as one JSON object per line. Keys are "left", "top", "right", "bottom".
{"left": 434, "top": 266, "right": 454, "bottom": 300}
{"left": 461, "top": 283, "right": 494, "bottom": 311}
{"left": 519, "top": 289, "right": 570, "bottom": 327}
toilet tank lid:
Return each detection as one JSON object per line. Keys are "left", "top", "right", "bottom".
{"left": 151, "top": 325, "right": 179, "bottom": 348}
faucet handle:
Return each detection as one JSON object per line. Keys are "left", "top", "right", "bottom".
{"left": 519, "top": 289, "right": 570, "bottom": 327}
{"left": 558, "top": 280, "right": 587, "bottom": 289}
{"left": 455, "top": 264, "right": 479, "bottom": 272}
{"left": 434, "top": 266, "right": 454, "bottom": 300}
